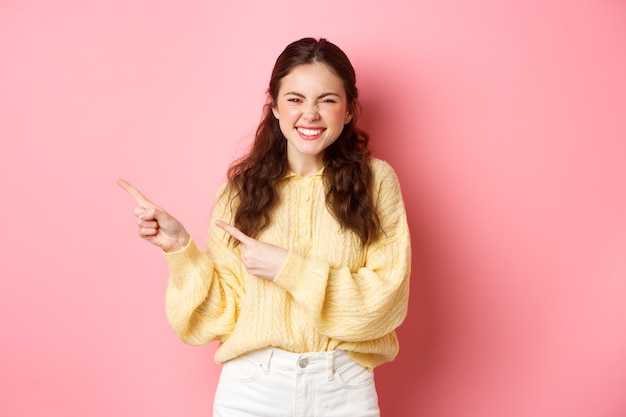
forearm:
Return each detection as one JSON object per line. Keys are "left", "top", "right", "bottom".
{"left": 273, "top": 243, "right": 411, "bottom": 342}
{"left": 163, "top": 237, "right": 240, "bottom": 345}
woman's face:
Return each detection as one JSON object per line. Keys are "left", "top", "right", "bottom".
{"left": 272, "top": 62, "right": 353, "bottom": 176}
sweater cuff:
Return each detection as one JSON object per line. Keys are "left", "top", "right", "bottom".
{"left": 163, "top": 237, "right": 203, "bottom": 274}
{"left": 273, "top": 251, "right": 329, "bottom": 296}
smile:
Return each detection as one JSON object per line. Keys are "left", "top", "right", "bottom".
{"left": 297, "top": 127, "right": 324, "bottom": 136}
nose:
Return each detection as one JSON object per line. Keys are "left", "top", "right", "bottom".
{"left": 303, "top": 103, "right": 320, "bottom": 121}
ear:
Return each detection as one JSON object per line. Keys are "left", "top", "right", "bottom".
{"left": 270, "top": 99, "right": 279, "bottom": 120}
{"left": 344, "top": 110, "right": 353, "bottom": 125}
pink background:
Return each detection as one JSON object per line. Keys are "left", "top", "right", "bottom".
{"left": 1, "top": 0, "right": 625, "bottom": 416}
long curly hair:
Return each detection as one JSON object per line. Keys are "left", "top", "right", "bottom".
{"left": 227, "top": 38, "right": 381, "bottom": 246}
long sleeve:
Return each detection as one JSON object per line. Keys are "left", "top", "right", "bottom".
{"left": 163, "top": 186, "right": 244, "bottom": 345}
{"left": 160, "top": 158, "right": 411, "bottom": 369}
{"left": 272, "top": 159, "right": 411, "bottom": 342}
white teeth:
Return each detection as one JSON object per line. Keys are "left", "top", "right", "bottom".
{"left": 297, "top": 127, "right": 322, "bottom": 136}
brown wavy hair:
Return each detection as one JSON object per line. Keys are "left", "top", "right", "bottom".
{"left": 227, "top": 38, "right": 381, "bottom": 246}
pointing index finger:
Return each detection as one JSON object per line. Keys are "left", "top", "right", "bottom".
{"left": 216, "top": 220, "right": 250, "bottom": 244}
{"left": 117, "top": 178, "right": 154, "bottom": 208}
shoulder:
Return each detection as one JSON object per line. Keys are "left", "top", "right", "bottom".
{"left": 369, "top": 158, "right": 400, "bottom": 184}
{"left": 211, "top": 181, "right": 240, "bottom": 219}
{"left": 369, "top": 158, "right": 405, "bottom": 202}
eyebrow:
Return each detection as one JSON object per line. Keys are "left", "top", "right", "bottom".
{"left": 283, "top": 91, "right": 342, "bottom": 99}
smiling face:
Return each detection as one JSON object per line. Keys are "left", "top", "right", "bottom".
{"left": 272, "top": 62, "right": 353, "bottom": 176}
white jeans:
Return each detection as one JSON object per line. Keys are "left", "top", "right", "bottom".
{"left": 213, "top": 347, "right": 380, "bottom": 417}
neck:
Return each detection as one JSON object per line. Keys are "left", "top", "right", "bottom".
{"left": 288, "top": 156, "right": 324, "bottom": 177}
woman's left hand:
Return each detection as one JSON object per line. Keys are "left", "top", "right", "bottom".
{"left": 216, "top": 220, "right": 288, "bottom": 280}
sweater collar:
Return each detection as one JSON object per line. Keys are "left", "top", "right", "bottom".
{"left": 284, "top": 167, "right": 325, "bottom": 179}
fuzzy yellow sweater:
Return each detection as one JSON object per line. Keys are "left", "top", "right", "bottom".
{"left": 163, "top": 158, "right": 411, "bottom": 369}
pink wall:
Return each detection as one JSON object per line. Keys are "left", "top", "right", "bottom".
{"left": 1, "top": 0, "right": 625, "bottom": 416}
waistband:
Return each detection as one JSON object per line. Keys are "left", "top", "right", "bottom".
{"left": 233, "top": 347, "right": 352, "bottom": 376}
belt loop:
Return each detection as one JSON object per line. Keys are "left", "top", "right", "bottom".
{"left": 261, "top": 348, "right": 273, "bottom": 374}
{"left": 326, "top": 351, "right": 334, "bottom": 381}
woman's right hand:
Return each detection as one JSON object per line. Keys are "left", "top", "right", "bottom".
{"left": 117, "top": 179, "right": 190, "bottom": 252}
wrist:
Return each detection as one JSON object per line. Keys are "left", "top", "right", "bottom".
{"left": 165, "top": 233, "right": 190, "bottom": 253}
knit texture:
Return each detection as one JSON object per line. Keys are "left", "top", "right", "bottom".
{"left": 163, "top": 158, "right": 411, "bottom": 369}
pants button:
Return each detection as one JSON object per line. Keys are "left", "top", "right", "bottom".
{"left": 298, "top": 358, "right": 309, "bottom": 368}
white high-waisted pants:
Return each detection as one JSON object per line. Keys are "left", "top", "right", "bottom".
{"left": 213, "top": 347, "right": 380, "bottom": 417}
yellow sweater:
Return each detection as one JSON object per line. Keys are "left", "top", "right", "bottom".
{"left": 163, "top": 158, "right": 411, "bottom": 369}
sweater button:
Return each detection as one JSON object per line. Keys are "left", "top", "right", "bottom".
{"left": 298, "top": 358, "right": 309, "bottom": 368}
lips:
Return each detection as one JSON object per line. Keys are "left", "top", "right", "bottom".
{"left": 296, "top": 127, "right": 325, "bottom": 140}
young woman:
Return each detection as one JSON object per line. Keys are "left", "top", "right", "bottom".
{"left": 119, "top": 37, "right": 411, "bottom": 417}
